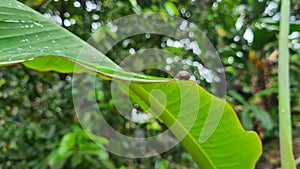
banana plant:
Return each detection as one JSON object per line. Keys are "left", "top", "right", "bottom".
{"left": 0, "top": 0, "right": 262, "bottom": 168}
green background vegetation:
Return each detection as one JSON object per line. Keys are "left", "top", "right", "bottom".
{"left": 0, "top": 0, "right": 300, "bottom": 168}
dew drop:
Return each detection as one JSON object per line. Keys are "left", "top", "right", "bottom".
{"left": 20, "top": 39, "right": 28, "bottom": 43}
{"left": 33, "top": 22, "right": 44, "bottom": 27}
{"left": 41, "top": 47, "right": 49, "bottom": 53}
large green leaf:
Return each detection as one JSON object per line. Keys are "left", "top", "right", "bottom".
{"left": 126, "top": 81, "right": 261, "bottom": 168}
{"left": 0, "top": 0, "right": 262, "bottom": 168}
{"left": 0, "top": 0, "right": 166, "bottom": 82}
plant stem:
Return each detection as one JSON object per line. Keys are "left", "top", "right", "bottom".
{"left": 278, "top": 0, "right": 296, "bottom": 168}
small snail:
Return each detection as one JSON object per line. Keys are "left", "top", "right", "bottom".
{"left": 173, "top": 71, "right": 191, "bottom": 80}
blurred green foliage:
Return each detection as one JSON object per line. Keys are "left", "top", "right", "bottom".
{"left": 1, "top": 0, "right": 300, "bottom": 168}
